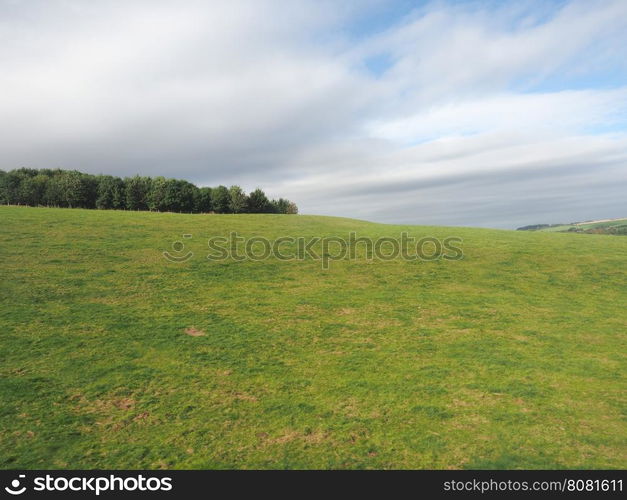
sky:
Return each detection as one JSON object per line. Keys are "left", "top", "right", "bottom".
{"left": 1, "top": 0, "right": 626, "bottom": 228}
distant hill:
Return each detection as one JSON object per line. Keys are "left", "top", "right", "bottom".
{"left": 517, "top": 218, "right": 627, "bottom": 235}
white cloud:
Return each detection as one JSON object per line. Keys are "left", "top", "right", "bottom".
{"left": 367, "top": 88, "right": 627, "bottom": 144}
{"left": 0, "top": 0, "right": 625, "bottom": 227}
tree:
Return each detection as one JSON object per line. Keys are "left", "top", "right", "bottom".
{"left": 147, "top": 176, "right": 167, "bottom": 211}
{"left": 125, "top": 175, "right": 150, "bottom": 210}
{"left": 286, "top": 201, "right": 298, "bottom": 214}
{"left": 44, "top": 175, "right": 65, "bottom": 207}
{"left": 228, "top": 185, "right": 247, "bottom": 213}
{"left": 58, "top": 171, "right": 87, "bottom": 208}
{"left": 2, "top": 169, "right": 28, "bottom": 204}
{"left": 0, "top": 168, "right": 297, "bottom": 215}
{"left": 111, "top": 178, "right": 126, "bottom": 209}
{"left": 177, "top": 180, "right": 197, "bottom": 213}
{"left": 161, "top": 178, "right": 182, "bottom": 212}
{"left": 81, "top": 173, "right": 99, "bottom": 209}
{"left": 212, "top": 185, "right": 230, "bottom": 213}
{"left": 97, "top": 175, "right": 126, "bottom": 210}
{"left": 0, "top": 170, "right": 6, "bottom": 204}
{"left": 271, "top": 198, "right": 290, "bottom": 214}
{"left": 196, "top": 187, "right": 213, "bottom": 213}
{"left": 247, "top": 188, "right": 270, "bottom": 213}
{"left": 20, "top": 174, "right": 48, "bottom": 206}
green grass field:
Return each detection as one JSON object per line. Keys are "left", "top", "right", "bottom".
{"left": 537, "top": 218, "right": 627, "bottom": 233}
{"left": 1, "top": 206, "right": 625, "bottom": 469}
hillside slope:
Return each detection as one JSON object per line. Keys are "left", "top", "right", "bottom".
{"left": 520, "top": 218, "right": 627, "bottom": 234}
{"left": 0, "top": 206, "right": 625, "bottom": 469}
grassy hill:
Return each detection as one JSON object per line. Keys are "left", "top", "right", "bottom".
{"left": 523, "top": 218, "right": 627, "bottom": 234}
{"left": 1, "top": 206, "right": 625, "bottom": 469}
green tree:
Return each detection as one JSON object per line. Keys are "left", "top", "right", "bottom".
{"left": 125, "top": 175, "right": 150, "bottom": 210}
{"left": 246, "top": 188, "right": 270, "bottom": 213}
{"left": 81, "top": 173, "right": 99, "bottom": 209}
{"left": 0, "top": 168, "right": 297, "bottom": 214}
{"left": 228, "top": 185, "right": 247, "bottom": 213}
{"left": 3, "top": 169, "right": 29, "bottom": 204}
{"left": 44, "top": 175, "right": 65, "bottom": 207}
{"left": 20, "top": 174, "right": 49, "bottom": 206}
{"left": 147, "top": 176, "right": 167, "bottom": 211}
{"left": 177, "top": 180, "right": 198, "bottom": 213}
{"left": 59, "top": 171, "right": 87, "bottom": 208}
{"left": 196, "top": 187, "right": 213, "bottom": 213}
{"left": 97, "top": 175, "right": 125, "bottom": 209}
{"left": 161, "top": 178, "right": 182, "bottom": 212}
{"left": 157, "top": 178, "right": 197, "bottom": 212}
{"left": 111, "top": 178, "right": 126, "bottom": 209}
{"left": 270, "top": 198, "right": 290, "bottom": 214}
{"left": 211, "top": 185, "right": 230, "bottom": 213}
{"left": 0, "top": 170, "right": 6, "bottom": 204}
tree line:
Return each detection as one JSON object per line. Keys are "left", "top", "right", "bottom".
{"left": 0, "top": 168, "right": 298, "bottom": 214}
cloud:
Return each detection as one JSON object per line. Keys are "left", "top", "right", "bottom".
{"left": 0, "top": 0, "right": 625, "bottom": 227}
{"left": 276, "top": 132, "right": 627, "bottom": 227}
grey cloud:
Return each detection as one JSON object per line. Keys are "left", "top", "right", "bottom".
{"left": 0, "top": 0, "right": 626, "bottom": 228}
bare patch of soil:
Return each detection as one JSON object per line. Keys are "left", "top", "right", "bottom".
{"left": 184, "top": 327, "right": 206, "bottom": 337}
